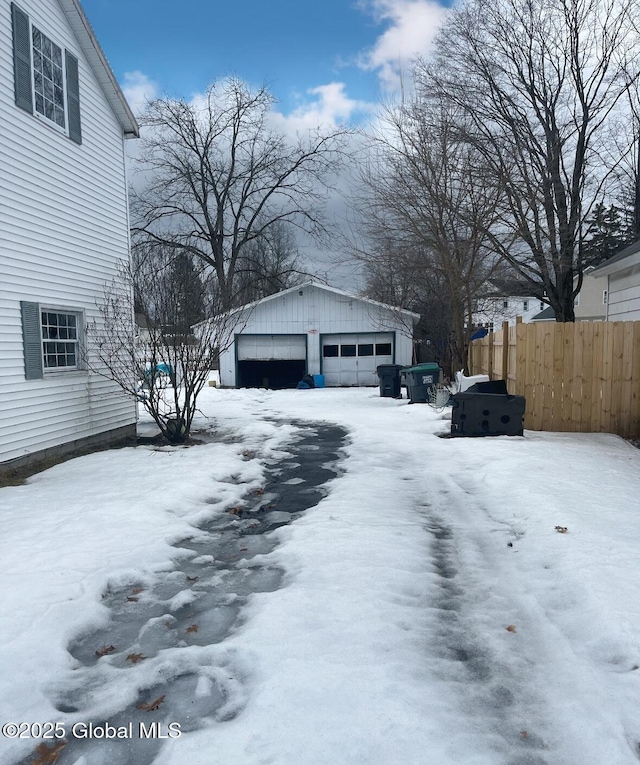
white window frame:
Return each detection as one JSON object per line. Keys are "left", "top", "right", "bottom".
{"left": 29, "top": 21, "right": 68, "bottom": 135}
{"left": 603, "top": 290, "right": 608, "bottom": 305}
{"left": 40, "top": 307, "right": 84, "bottom": 373}
{"left": 523, "top": 299, "right": 529, "bottom": 311}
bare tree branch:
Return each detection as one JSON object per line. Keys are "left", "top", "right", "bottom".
{"left": 130, "top": 77, "right": 351, "bottom": 310}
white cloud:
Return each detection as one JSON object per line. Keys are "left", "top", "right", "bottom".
{"left": 272, "top": 82, "right": 373, "bottom": 134}
{"left": 121, "top": 71, "right": 159, "bottom": 117}
{"left": 358, "top": 0, "right": 449, "bottom": 92}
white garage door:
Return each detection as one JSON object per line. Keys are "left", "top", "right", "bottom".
{"left": 321, "top": 333, "right": 394, "bottom": 386}
{"left": 237, "top": 334, "right": 307, "bottom": 361}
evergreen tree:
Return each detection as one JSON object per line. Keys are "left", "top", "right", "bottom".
{"left": 582, "top": 203, "right": 634, "bottom": 268}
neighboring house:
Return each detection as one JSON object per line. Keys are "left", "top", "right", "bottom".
{"left": 134, "top": 312, "right": 153, "bottom": 357}
{"left": 473, "top": 280, "right": 546, "bottom": 330}
{"left": 530, "top": 268, "right": 608, "bottom": 322}
{"left": 1, "top": 0, "right": 139, "bottom": 473}
{"left": 216, "top": 282, "right": 419, "bottom": 388}
{"left": 589, "top": 239, "right": 640, "bottom": 321}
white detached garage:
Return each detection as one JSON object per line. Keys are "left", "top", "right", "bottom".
{"left": 218, "top": 282, "right": 419, "bottom": 388}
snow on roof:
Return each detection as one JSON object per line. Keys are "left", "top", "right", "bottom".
{"left": 58, "top": 0, "right": 140, "bottom": 138}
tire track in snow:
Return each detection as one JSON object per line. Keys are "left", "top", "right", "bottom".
{"left": 419, "top": 472, "right": 552, "bottom": 765}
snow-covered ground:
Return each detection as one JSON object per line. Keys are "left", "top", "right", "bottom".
{"left": 1, "top": 387, "right": 640, "bottom": 765}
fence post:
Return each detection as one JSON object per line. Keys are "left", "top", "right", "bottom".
{"left": 515, "top": 316, "right": 526, "bottom": 398}
{"left": 488, "top": 330, "right": 494, "bottom": 378}
{"left": 502, "top": 321, "right": 509, "bottom": 382}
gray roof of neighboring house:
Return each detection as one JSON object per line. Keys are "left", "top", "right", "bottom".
{"left": 590, "top": 238, "right": 640, "bottom": 277}
{"left": 479, "top": 277, "right": 539, "bottom": 298}
{"left": 58, "top": 0, "right": 140, "bottom": 138}
{"left": 531, "top": 306, "right": 556, "bottom": 321}
{"left": 135, "top": 313, "right": 152, "bottom": 329}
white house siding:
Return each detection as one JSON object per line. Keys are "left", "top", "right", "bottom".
{"left": 218, "top": 284, "right": 415, "bottom": 388}
{"left": 607, "top": 265, "right": 640, "bottom": 321}
{"left": 0, "top": 0, "right": 136, "bottom": 465}
{"left": 473, "top": 296, "right": 545, "bottom": 330}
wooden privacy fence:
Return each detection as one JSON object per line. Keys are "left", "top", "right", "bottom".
{"left": 468, "top": 320, "right": 640, "bottom": 437}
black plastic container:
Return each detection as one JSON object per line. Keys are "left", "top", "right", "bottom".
{"left": 376, "top": 364, "right": 404, "bottom": 398}
{"left": 451, "top": 384, "right": 526, "bottom": 437}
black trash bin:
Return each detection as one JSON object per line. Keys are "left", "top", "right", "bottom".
{"left": 403, "top": 363, "right": 441, "bottom": 403}
{"left": 376, "top": 364, "right": 404, "bottom": 398}
{"left": 451, "top": 380, "right": 526, "bottom": 437}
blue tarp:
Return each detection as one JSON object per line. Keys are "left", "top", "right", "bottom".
{"left": 470, "top": 327, "right": 489, "bottom": 341}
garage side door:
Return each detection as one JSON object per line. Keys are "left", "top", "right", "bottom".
{"left": 321, "top": 333, "right": 393, "bottom": 386}
{"left": 237, "top": 334, "right": 307, "bottom": 361}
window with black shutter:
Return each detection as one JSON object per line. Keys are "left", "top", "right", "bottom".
{"left": 11, "top": 3, "right": 82, "bottom": 143}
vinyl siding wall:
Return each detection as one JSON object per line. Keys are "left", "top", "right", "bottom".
{"left": 0, "top": 0, "right": 136, "bottom": 464}
{"left": 219, "top": 285, "right": 414, "bottom": 387}
{"left": 607, "top": 265, "right": 640, "bottom": 321}
{"left": 574, "top": 271, "right": 607, "bottom": 321}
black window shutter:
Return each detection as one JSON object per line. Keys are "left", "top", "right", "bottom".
{"left": 11, "top": 3, "right": 33, "bottom": 113}
{"left": 21, "top": 302, "right": 44, "bottom": 380}
{"left": 65, "top": 51, "right": 82, "bottom": 144}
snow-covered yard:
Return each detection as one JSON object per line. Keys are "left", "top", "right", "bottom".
{"left": 1, "top": 387, "right": 640, "bottom": 765}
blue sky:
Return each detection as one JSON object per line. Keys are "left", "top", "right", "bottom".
{"left": 81, "top": 0, "right": 451, "bottom": 124}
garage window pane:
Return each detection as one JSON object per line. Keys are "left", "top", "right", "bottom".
{"left": 375, "top": 343, "right": 392, "bottom": 355}
{"left": 323, "top": 344, "right": 339, "bottom": 357}
{"left": 358, "top": 344, "right": 374, "bottom": 356}
{"left": 340, "top": 344, "right": 357, "bottom": 357}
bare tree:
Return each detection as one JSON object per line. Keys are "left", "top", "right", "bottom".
{"left": 87, "top": 253, "right": 242, "bottom": 445}
{"left": 422, "top": 0, "right": 640, "bottom": 321}
{"left": 610, "top": 78, "right": 640, "bottom": 241}
{"left": 131, "top": 77, "right": 349, "bottom": 311}
{"left": 363, "top": 245, "right": 457, "bottom": 373}
{"left": 234, "top": 220, "right": 308, "bottom": 304}
{"left": 355, "top": 102, "right": 502, "bottom": 374}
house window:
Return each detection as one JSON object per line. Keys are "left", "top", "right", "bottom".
{"left": 32, "top": 26, "right": 65, "bottom": 129}
{"left": 20, "top": 301, "right": 83, "bottom": 379}
{"left": 41, "top": 310, "right": 80, "bottom": 369}
{"left": 11, "top": 3, "right": 82, "bottom": 143}
{"left": 603, "top": 290, "right": 608, "bottom": 305}
{"left": 322, "top": 344, "right": 339, "bottom": 358}
{"left": 540, "top": 302, "right": 544, "bottom": 310}
{"left": 503, "top": 300, "right": 509, "bottom": 309}
{"left": 358, "top": 344, "right": 374, "bottom": 356}
{"left": 523, "top": 300, "right": 529, "bottom": 311}
{"left": 340, "top": 344, "right": 357, "bottom": 357}
{"left": 574, "top": 293, "right": 580, "bottom": 307}
{"left": 375, "top": 343, "right": 392, "bottom": 355}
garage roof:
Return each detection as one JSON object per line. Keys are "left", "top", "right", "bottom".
{"left": 217, "top": 281, "right": 421, "bottom": 322}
